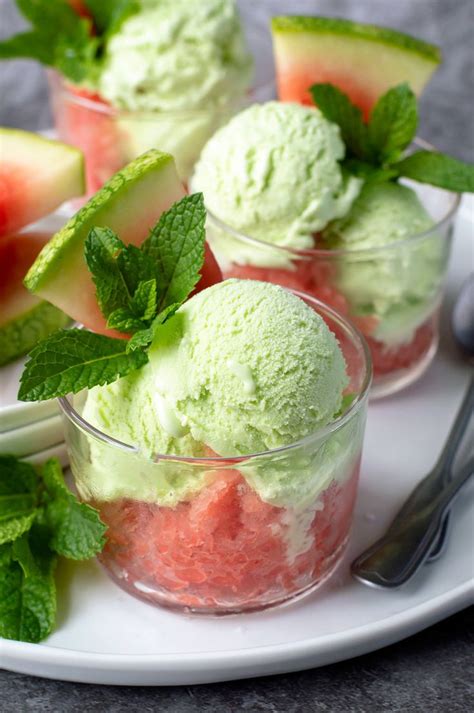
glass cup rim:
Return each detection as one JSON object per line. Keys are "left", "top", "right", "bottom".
{"left": 49, "top": 71, "right": 276, "bottom": 120}
{"left": 203, "top": 138, "right": 461, "bottom": 260}
{"left": 58, "top": 290, "right": 372, "bottom": 466}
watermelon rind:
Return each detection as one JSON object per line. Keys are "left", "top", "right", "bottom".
{"left": 0, "top": 301, "right": 70, "bottom": 366}
{"left": 271, "top": 16, "right": 441, "bottom": 63}
{"left": 25, "top": 151, "right": 185, "bottom": 315}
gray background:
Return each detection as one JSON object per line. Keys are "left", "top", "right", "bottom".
{"left": 0, "top": 0, "right": 473, "bottom": 710}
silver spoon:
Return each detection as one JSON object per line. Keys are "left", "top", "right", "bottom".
{"left": 452, "top": 275, "right": 474, "bottom": 359}
{"left": 351, "top": 376, "right": 474, "bottom": 588}
{"left": 427, "top": 274, "right": 474, "bottom": 562}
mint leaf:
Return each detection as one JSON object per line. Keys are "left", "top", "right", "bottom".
{"left": 368, "top": 83, "right": 418, "bottom": 163}
{"left": 117, "top": 245, "right": 156, "bottom": 297}
{"left": 106, "top": 279, "right": 158, "bottom": 333}
{"left": 310, "top": 83, "right": 372, "bottom": 161}
{"left": 0, "top": 456, "right": 39, "bottom": 545}
{"left": 343, "top": 159, "right": 399, "bottom": 183}
{"left": 0, "top": 31, "right": 53, "bottom": 64}
{"left": 131, "top": 279, "right": 157, "bottom": 322}
{"left": 393, "top": 151, "right": 474, "bottom": 193}
{"left": 84, "top": 227, "right": 130, "bottom": 318}
{"left": 0, "top": 540, "right": 56, "bottom": 643}
{"left": 85, "top": 229, "right": 156, "bottom": 325}
{"left": 0, "top": 512, "right": 36, "bottom": 547}
{"left": 12, "top": 533, "right": 41, "bottom": 577}
{"left": 41, "top": 459, "right": 106, "bottom": 560}
{"left": 126, "top": 302, "right": 180, "bottom": 353}
{"left": 142, "top": 193, "right": 206, "bottom": 312}
{"left": 18, "top": 329, "right": 148, "bottom": 402}
{"left": 0, "top": 0, "right": 96, "bottom": 83}
{"left": 85, "top": 0, "right": 139, "bottom": 36}
{"left": 106, "top": 308, "right": 144, "bottom": 333}
{"left": 0, "top": 456, "right": 106, "bottom": 643}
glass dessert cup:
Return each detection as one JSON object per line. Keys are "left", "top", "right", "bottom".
{"left": 206, "top": 180, "right": 460, "bottom": 399}
{"left": 58, "top": 294, "right": 371, "bottom": 615}
{"left": 47, "top": 18, "right": 275, "bottom": 194}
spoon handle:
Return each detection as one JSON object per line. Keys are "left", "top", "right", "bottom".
{"left": 426, "top": 376, "right": 474, "bottom": 561}
{"left": 380, "top": 378, "right": 474, "bottom": 539}
{"left": 352, "top": 458, "right": 474, "bottom": 588}
{"left": 434, "top": 375, "right": 474, "bottom": 480}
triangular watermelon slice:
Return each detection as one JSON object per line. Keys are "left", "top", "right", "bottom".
{"left": 271, "top": 16, "right": 441, "bottom": 120}
{"left": 0, "top": 232, "right": 70, "bottom": 366}
{"left": 25, "top": 150, "right": 222, "bottom": 335}
{"left": 0, "top": 128, "right": 85, "bottom": 237}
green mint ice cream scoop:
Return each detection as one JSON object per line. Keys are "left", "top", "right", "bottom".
{"left": 192, "top": 101, "right": 362, "bottom": 266}
{"left": 97, "top": 0, "right": 253, "bottom": 113}
{"left": 81, "top": 280, "right": 354, "bottom": 508}
{"left": 322, "top": 181, "right": 444, "bottom": 345}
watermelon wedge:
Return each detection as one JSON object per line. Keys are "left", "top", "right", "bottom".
{"left": 271, "top": 16, "right": 441, "bottom": 120}
{"left": 0, "top": 232, "right": 70, "bottom": 366}
{"left": 0, "top": 129, "right": 85, "bottom": 237}
{"left": 25, "top": 150, "right": 222, "bottom": 335}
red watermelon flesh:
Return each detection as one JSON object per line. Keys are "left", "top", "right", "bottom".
{"left": 51, "top": 83, "right": 125, "bottom": 195}
{"left": 0, "top": 231, "right": 51, "bottom": 325}
{"left": 0, "top": 129, "right": 85, "bottom": 237}
{"left": 271, "top": 16, "right": 441, "bottom": 120}
{"left": 0, "top": 231, "right": 70, "bottom": 365}
{"left": 97, "top": 463, "right": 360, "bottom": 611}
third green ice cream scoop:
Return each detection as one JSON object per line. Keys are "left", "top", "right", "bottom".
{"left": 192, "top": 101, "right": 362, "bottom": 264}
{"left": 322, "top": 182, "right": 444, "bottom": 344}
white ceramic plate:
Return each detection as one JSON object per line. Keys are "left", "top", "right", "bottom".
{"left": 0, "top": 414, "right": 64, "bottom": 457}
{"left": 1, "top": 200, "right": 473, "bottom": 686}
{"left": 0, "top": 357, "right": 59, "bottom": 433}
{"left": 24, "top": 442, "right": 68, "bottom": 468}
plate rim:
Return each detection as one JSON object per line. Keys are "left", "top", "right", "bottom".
{"left": 1, "top": 580, "right": 472, "bottom": 684}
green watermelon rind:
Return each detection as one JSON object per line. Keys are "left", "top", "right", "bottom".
{"left": 271, "top": 16, "right": 441, "bottom": 64}
{"left": 25, "top": 150, "right": 174, "bottom": 294}
{"left": 0, "top": 302, "right": 71, "bottom": 367}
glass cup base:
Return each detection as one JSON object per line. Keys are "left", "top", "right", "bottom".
{"left": 369, "top": 330, "right": 439, "bottom": 400}
{"left": 99, "top": 530, "right": 350, "bottom": 616}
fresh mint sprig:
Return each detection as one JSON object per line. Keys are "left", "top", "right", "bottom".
{"left": 0, "top": 455, "right": 106, "bottom": 643}
{"left": 0, "top": 0, "right": 139, "bottom": 83}
{"left": 310, "top": 82, "right": 474, "bottom": 193}
{"left": 19, "top": 193, "right": 207, "bottom": 402}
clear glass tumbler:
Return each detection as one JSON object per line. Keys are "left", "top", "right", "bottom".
{"left": 206, "top": 180, "right": 460, "bottom": 398}
{"left": 48, "top": 17, "right": 275, "bottom": 193}
{"left": 59, "top": 294, "right": 371, "bottom": 615}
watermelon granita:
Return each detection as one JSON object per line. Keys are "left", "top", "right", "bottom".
{"left": 95, "top": 463, "right": 361, "bottom": 612}
{"left": 49, "top": 79, "right": 126, "bottom": 196}
{"left": 62, "top": 282, "right": 370, "bottom": 614}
